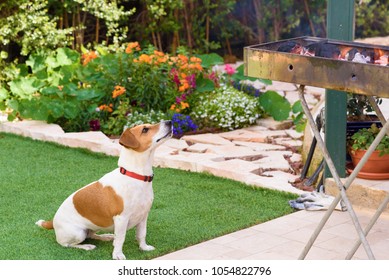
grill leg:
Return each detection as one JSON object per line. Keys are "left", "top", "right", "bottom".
{"left": 344, "top": 96, "right": 389, "bottom": 259}
{"left": 297, "top": 85, "right": 381, "bottom": 260}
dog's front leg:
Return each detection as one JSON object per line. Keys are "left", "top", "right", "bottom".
{"left": 136, "top": 215, "right": 155, "bottom": 251}
{"left": 112, "top": 216, "right": 128, "bottom": 260}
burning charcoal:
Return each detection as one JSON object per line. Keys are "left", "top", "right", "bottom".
{"left": 344, "top": 48, "right": 359, "bottom": 61}
{"left": 374, "top": 55, "right": 388, "bottom": 66}
{"left": 352, "top": 52, "right": 371, "bottom": 64}
{"left": 361, "top": 49, "right": 374, "bottom": 63}
{"left": 277, "top": 41, "right": 302, "bottom": 54}
{"left": 306, "top": 42, "right": 340, "bottom": 59}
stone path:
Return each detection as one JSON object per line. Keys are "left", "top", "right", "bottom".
{"left": 0, "top": 81, "right": 325, "bottom": 195}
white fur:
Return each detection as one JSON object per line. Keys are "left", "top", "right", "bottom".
{"left": 36, "top": 121, "right": 172, "bottom": 260}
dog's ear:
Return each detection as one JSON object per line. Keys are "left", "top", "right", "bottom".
{"left": 119, "top": 128, "right": 140, "bottom": 149}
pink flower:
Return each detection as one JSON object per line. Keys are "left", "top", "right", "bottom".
{"left": 170, "top": 68, "right": 180, "bottom": 87}
{"left": 186, "top": 74, "right": 196, "bottom": 88}
{"left": 224, "top": 64, "right": 236, "bottom": 75}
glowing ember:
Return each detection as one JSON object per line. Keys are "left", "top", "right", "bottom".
{"left": 277, "top": 40, "right": 388, "bottom": 66}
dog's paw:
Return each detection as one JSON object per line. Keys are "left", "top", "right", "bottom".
{"left": 140, "top": 244, "right": 155, "bottom": 251}
{"left": 112, "top": 252, "right": 126, "bottom": 260}
{"left": 72, "top": 244, "right": 96, "bottom": 251}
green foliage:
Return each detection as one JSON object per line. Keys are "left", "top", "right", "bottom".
{"left": 347, "top": 93, "right": 382, "bottom": 121}
{"left": 258, "top": 90, "right": 305, "bottom": 132}
{"left": 3, "top": 48, "right": 87, "bottom": 124}
{"left": 2, "top": 45, "right": 240, "bottom": 135}
{"left": 0, "top": 0, "right": 73, "bottom": 56}
{"left": 291, "top": 100, "right": 306, "bottom": 133}
{"left": 258, "top": 91, "right": 291, "bottom": 121}
{"left": 355, "top": 0, "right": 389, "bottom": 38}
{"left": 196, "top": 53, "right": 224, "bottom": 68}
{"left": 350, "top": 124, "right": 389, "bottom": 156}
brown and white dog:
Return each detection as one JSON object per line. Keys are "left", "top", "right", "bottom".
{"left": 36, "top": 120, "right": 172, "bottom": 260}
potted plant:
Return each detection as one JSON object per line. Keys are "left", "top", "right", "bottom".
{"left": 346, "top": 93, "right": 382, "bottom": 136}
{"left": 348, "top": 124, "right": 389, "bottom": 179}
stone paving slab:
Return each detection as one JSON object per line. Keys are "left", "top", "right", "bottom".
{"left": 0, "top": 79, "right": 328, "bottom": 195}
{"left": 0, "top": 118, "right": 308, "bottom": 195}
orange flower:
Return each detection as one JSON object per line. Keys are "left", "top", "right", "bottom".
{"left": 180, "top": 101, "right": 189, "bottom": 109}
{"left": 112, "top": 85, "right": 126, "bottom": 98}
{"left": 157, "top": 56, "right": 168, "bottom": 63}
{"left": 138, "top": 54, "right": 152, "bottom": 64}
{"left": 188, "top": 63, "right": 203, "bottom": 71}
{"left": 98, "top": 104, "right": 113, "bottom": 113}
{"left": 190, "top": 56, "right": 202, "bottom": 63}
{"left": 178, "top": 54, "right": 188, "bottom": 64}
{"left": 82, "top": 51, "right": 98, "bottom": 66}
{"left": 125, "top": 42, "right": 141, "bottom": 54}
{"left": 154, "top": 50, "right": 165, "bottom": 57}
{"left": 169, "top": 56, "right": 179, "bottom": 63}
{"left": 179, "top": 63, "right": 188, "bottom": 70}
{"left": 170, "top": 102, "right": 190, "bottom": 113}
{"left": 179, "top": 80, "right": 190, "bottom": 92}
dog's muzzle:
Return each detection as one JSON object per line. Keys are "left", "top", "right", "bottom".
{"left": 157, "top": 120, "right": 173, "bottom": 142}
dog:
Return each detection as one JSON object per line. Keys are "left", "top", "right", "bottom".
{"left": 36, "top": 120, "right": 172, "bottom": 260}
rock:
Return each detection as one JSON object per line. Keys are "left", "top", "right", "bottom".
{"left": 182, "top": 133, "right": 234, "bottom": 146}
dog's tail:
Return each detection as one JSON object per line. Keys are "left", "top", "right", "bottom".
{"left": 35, "top": 219, "right": 54, "bottom": 230}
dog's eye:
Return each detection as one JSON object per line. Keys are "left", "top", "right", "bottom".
{"left": 142, "top": 127, "right": 149, "bottom": 134}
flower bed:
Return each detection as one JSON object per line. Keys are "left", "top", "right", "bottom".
{"left": 0, "top": 42, "right": 305, "bottom": 137}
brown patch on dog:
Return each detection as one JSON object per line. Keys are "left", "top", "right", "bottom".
{"left": 40, "top": 220, "right": 54, "bottom": 229}
{"left": 73, "top": 182, "right": 124, "bottom": 228}
{"left": 119, "top": 123, "right": 160, "bottom": 152}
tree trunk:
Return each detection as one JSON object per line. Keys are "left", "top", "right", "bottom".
{"left": 225, "top": 37, "right": 232, "bottom": 56}
{"left": 157, "top": 31, "right": 163, "bottom": 51}
{"left": 171, "top": 8, "right": 180, "bottom": 53}
{"left": 253, "top": 0, "right": 265, "bottom": 43}
{"left": 151, "top": 30, "right": 157, "bottom": 48}
{"left": 183, "top": 0, "right": 193, "bottom": 49}
{"left": 95, "top": 17, "right": 100, "bottom": 43}
{"left": 303, "top": 0, "right": 316, "bottom": 36}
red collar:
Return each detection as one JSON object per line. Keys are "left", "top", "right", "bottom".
{"left": 119, "top": 167, "right": 153, "bottom": 182}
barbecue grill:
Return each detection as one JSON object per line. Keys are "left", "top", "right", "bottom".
{"left": 244, "top": 36, "right": 389, "bottom": 97}
{"left": 244, "top": 36, "right": 389, "bottom": 260}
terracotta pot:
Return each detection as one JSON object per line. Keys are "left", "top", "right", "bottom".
{"left": 350, "top": 149, "right": 389, "bottom": 173}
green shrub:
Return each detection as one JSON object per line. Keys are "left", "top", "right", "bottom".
{"left": 191, "top": 85, "right": 261, "bottom": 131}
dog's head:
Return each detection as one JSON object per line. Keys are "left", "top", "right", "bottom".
{"left": 119, "top": 120, "right": 172, "bottom": 152}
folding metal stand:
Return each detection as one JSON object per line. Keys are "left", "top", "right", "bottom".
{"left": 297, "top": 85, "right": 389, "bottom": 260}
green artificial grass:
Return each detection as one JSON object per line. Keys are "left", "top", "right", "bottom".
{"left": 0, "top": 132, "right": 297, "bottom": 260}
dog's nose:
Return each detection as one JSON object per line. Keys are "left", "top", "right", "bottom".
{"left": 164, "top": 120, "right": 172, "bottom": 127}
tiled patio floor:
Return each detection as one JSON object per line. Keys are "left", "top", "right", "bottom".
{"left": 155, "top": 207, "right": 389, "bottom": 260}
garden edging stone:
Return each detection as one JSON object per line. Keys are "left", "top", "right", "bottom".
{"left": 0, "top": 118, "right": 307, "bottom": 195}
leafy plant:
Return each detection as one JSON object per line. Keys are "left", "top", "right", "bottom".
{"left": 3, "top": 48, "right": 92, "bottom": 127}
{"left": 258, "top": 90, "right": 306, "bottom": 132}
{"left": 349, "top": 124, "right": 389, "bottom": 156}
{"left": 2, "top": 43, "right": 217, "bottom": 135}
{"left": 258, "top": 90, "right": 291, "bottom": 121}
{"left": 191, "top": 85, "right": 260, "bottom": 131}
{"left": 347, "top": 93, "right": 382, "bottom": 121}
{"left": 125, "top": 110, "right": 167, "bottom": 128}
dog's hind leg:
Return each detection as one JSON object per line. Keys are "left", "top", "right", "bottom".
{"left": 88, "top": 231, "right": 114, "bottom": 241}
{"left": 55, "top": 226, "right": 96, "bottom": 251}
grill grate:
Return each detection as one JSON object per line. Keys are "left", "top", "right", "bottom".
{"left": 244, "top": 36, "right": 389, "bottom": 98}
